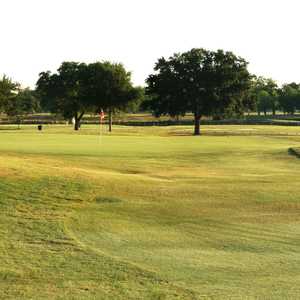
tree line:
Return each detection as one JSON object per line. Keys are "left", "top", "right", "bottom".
{"left": 36, "top": 61, "right": 141, "bottom": 131}
{"left": 1, "top": 48, "right": 300, "bottom": 134}
{"left": 247, "top": 77, "right": 300, "bottom": 117}
{"left": 0, "top": 76, "right": 40, "bottom": 126}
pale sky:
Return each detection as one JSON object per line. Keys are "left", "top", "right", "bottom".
{"left": 1, "top": 0, "right": 299, "bottom": 88}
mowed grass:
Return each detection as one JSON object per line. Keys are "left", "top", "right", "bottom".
{"left": 1, "top": 125, "right": 300, "bottom": 299}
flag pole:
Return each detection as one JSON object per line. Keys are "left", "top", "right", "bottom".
{"left": 99, "top": 109, "right": 105, "bottom": 144}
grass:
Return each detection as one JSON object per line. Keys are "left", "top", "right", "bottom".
{"left": 1, "top": 124, "right": 300, "bottom": 299}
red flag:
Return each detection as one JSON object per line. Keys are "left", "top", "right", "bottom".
{"left": 99, "top": 109, "right": 105, "bottom": 121}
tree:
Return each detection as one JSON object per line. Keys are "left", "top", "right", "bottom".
{"left": 0, "top": 75, "right": 19, "bottom": 112}
{"left": 37, "top": 61, "right": 138, "bottom": 131}
{"left": 242, "top": 76, "right": 260, "bottom": 116}
{"left": 278, "top": 83, "right": 300, "bottom": 115}
{"left": 125, "top": 86, "right": 146, "bottom": 113}
{"left": 36, "top": 62, "right": 88, "bottom": 130}
{"left": 257, "top": 90, "right": 273, "bottom": 116}
{"left": 251, "top": 77, "right": 278, "bottom": 116}
{"left": 146, "top": 48, "right": 251, "bottom": 135}
{"left": 85, "top": 62, "right": 138, "bottom": 132}
{"left": 4, "top": 88, "right": 40, "bottom": 128}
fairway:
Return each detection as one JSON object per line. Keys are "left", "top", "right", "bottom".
{"left": 1, "top": 125, "right": 300, "bottom": 299}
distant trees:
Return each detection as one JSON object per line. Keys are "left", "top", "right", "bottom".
{"left": 257, "top": 90, "right": 274, "bottom": 116}
{"left": 249, "top": 77, "right": 278, "bottom": 116}
{"left": 37, "top": 61, "right": 138, "bottom": 130}
{"left": 0, "top": 76, "right": 39, "bottom": 126}
{"left": 3, "top": 53, "right": 300, "bottom": 132}
{"left": 247, "top": 77, "right": 300, "bottom": 116}
{"left": 146, "top": 48, "right": 251, "bottom": 135}
{"left": 0, "top": 75, "right": 19, "bottom": 112}
{"left": 125, "top": 86, "right": 145, "bottom": 113}
{"left": 278, "top": 83, "right": 300, "bottom": 115}
{"left": 5, "top": 89, "right": 40, "bottom": 126}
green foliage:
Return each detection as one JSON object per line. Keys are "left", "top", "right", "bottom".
{"left": 37, "top": 62, "right": 88, "bottom": 130}
{"left": 124, "top": 86, "right": 146, "bottom": 113}
{"left": 146, "top": 48, "right": 251, "bottom": 135}
{"left": 248, "top": 76, "right": 279, "bottom": 116}
{"left": 0, "top": 75, "right": 19, "bottom": 112}
{"left": 257, "top": 90, "right": 272, "bottom": 115}
{"left": 278, "top": 83, "right": 300, "bottom": 114}
{"left": 87, "top": 62, "right": 137, "bottom": 111}
{"left": 0, "top": 77, "right": 39, "bottom": 126}
{"left": 37, "top": 61, "right": 137, "bottom": 131}
{"left": 5, "top": 89, "right": 40, "bottom": 121}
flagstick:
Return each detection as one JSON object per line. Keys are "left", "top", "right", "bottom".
{"left": 98, "top": 109, "right": 105, "bottom": 145}
{"left": 99, "top": 118, "right": 102, "bottom": 145}
{"left": 99, "top": 109, "right": 105, "bottom": 144}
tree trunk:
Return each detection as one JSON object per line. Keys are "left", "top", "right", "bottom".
{"left": 108, "top": 108, "right": 113, "bottom": 132}
{"left": 194, "top": 112, "right": 201, "bottom": 136}
{"left": 74, "top": 118, "right": 80, "bottom": 130}
{"left": 264, "top": 109, "right": 267, "bottom": 116}
{"left": 74, "top": 112, "right": 84, "bottom": 130}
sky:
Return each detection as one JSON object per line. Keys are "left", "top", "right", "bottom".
{"left": 0, "top": 0, "right": 299, "bottom": 88}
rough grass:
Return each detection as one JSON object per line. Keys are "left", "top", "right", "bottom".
{"left": 1, "top": 124, "right": 300, "bottom": 299}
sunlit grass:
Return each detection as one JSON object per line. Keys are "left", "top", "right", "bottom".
{"left": 0, "top": 124, "right": 300, "bottom": 299}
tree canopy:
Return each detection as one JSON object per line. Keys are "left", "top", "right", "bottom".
{"left": 248, "top": 76, "right": 278, "bottom": 116}
{"left": 278, "top": 83, "right": 300, "bottom": 115}
{"left": 5, "top": 88, "right": 40, "bottom": 123}
{"left": 37, "top": 62, "right": 88, "bottom": 130}
{"left": 0, "top": 75, "right": 19, "bottom": 112}
{"left": 36, "top": 61, "right": 137, "bottom": 130}
{"left": 146, "top": 48, "right": 251, "bottom": 135}
{"left": 82, "top": 62, "right": 139, "bottom": 131}
{"left": 2, "top": 51, "right": 300, "bottom": 133}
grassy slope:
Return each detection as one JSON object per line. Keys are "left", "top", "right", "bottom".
{"left": 1, "top": 125, "right": 300, "bottom": 299}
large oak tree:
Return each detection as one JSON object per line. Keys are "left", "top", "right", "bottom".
{"left": 37, "top": 62, "right": 88, "bottom": 130}
{"left": 37, "top": 61, "right": 137, "bottom": 131}
{"left": 146, "top": 48, "right": 251, "bottom": 135}
{"left": 85, "top": 62, "right": 138, "bottom": 131}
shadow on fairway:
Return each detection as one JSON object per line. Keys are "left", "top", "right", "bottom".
{"left": 0, "top": 127, "right": 21, "bottom": 131}
{"left": 95, "top": 196, "right": 122, "bottom": 204}
{"left": 288, "top": 147, "right": 300, "bottom": 158}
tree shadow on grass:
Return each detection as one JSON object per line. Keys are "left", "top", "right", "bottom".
{"left": 0, "top": 127, "right": 20, "bottom": 131}
{"left": 288, "top": 148, "right": 300, "bottom": 158}
{"left": 95, "top": 197, "right": 122, "bottom": 204}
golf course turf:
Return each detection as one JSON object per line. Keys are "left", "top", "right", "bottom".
{"left": 1, "top": 124, "right": 300, "bottom": 299}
